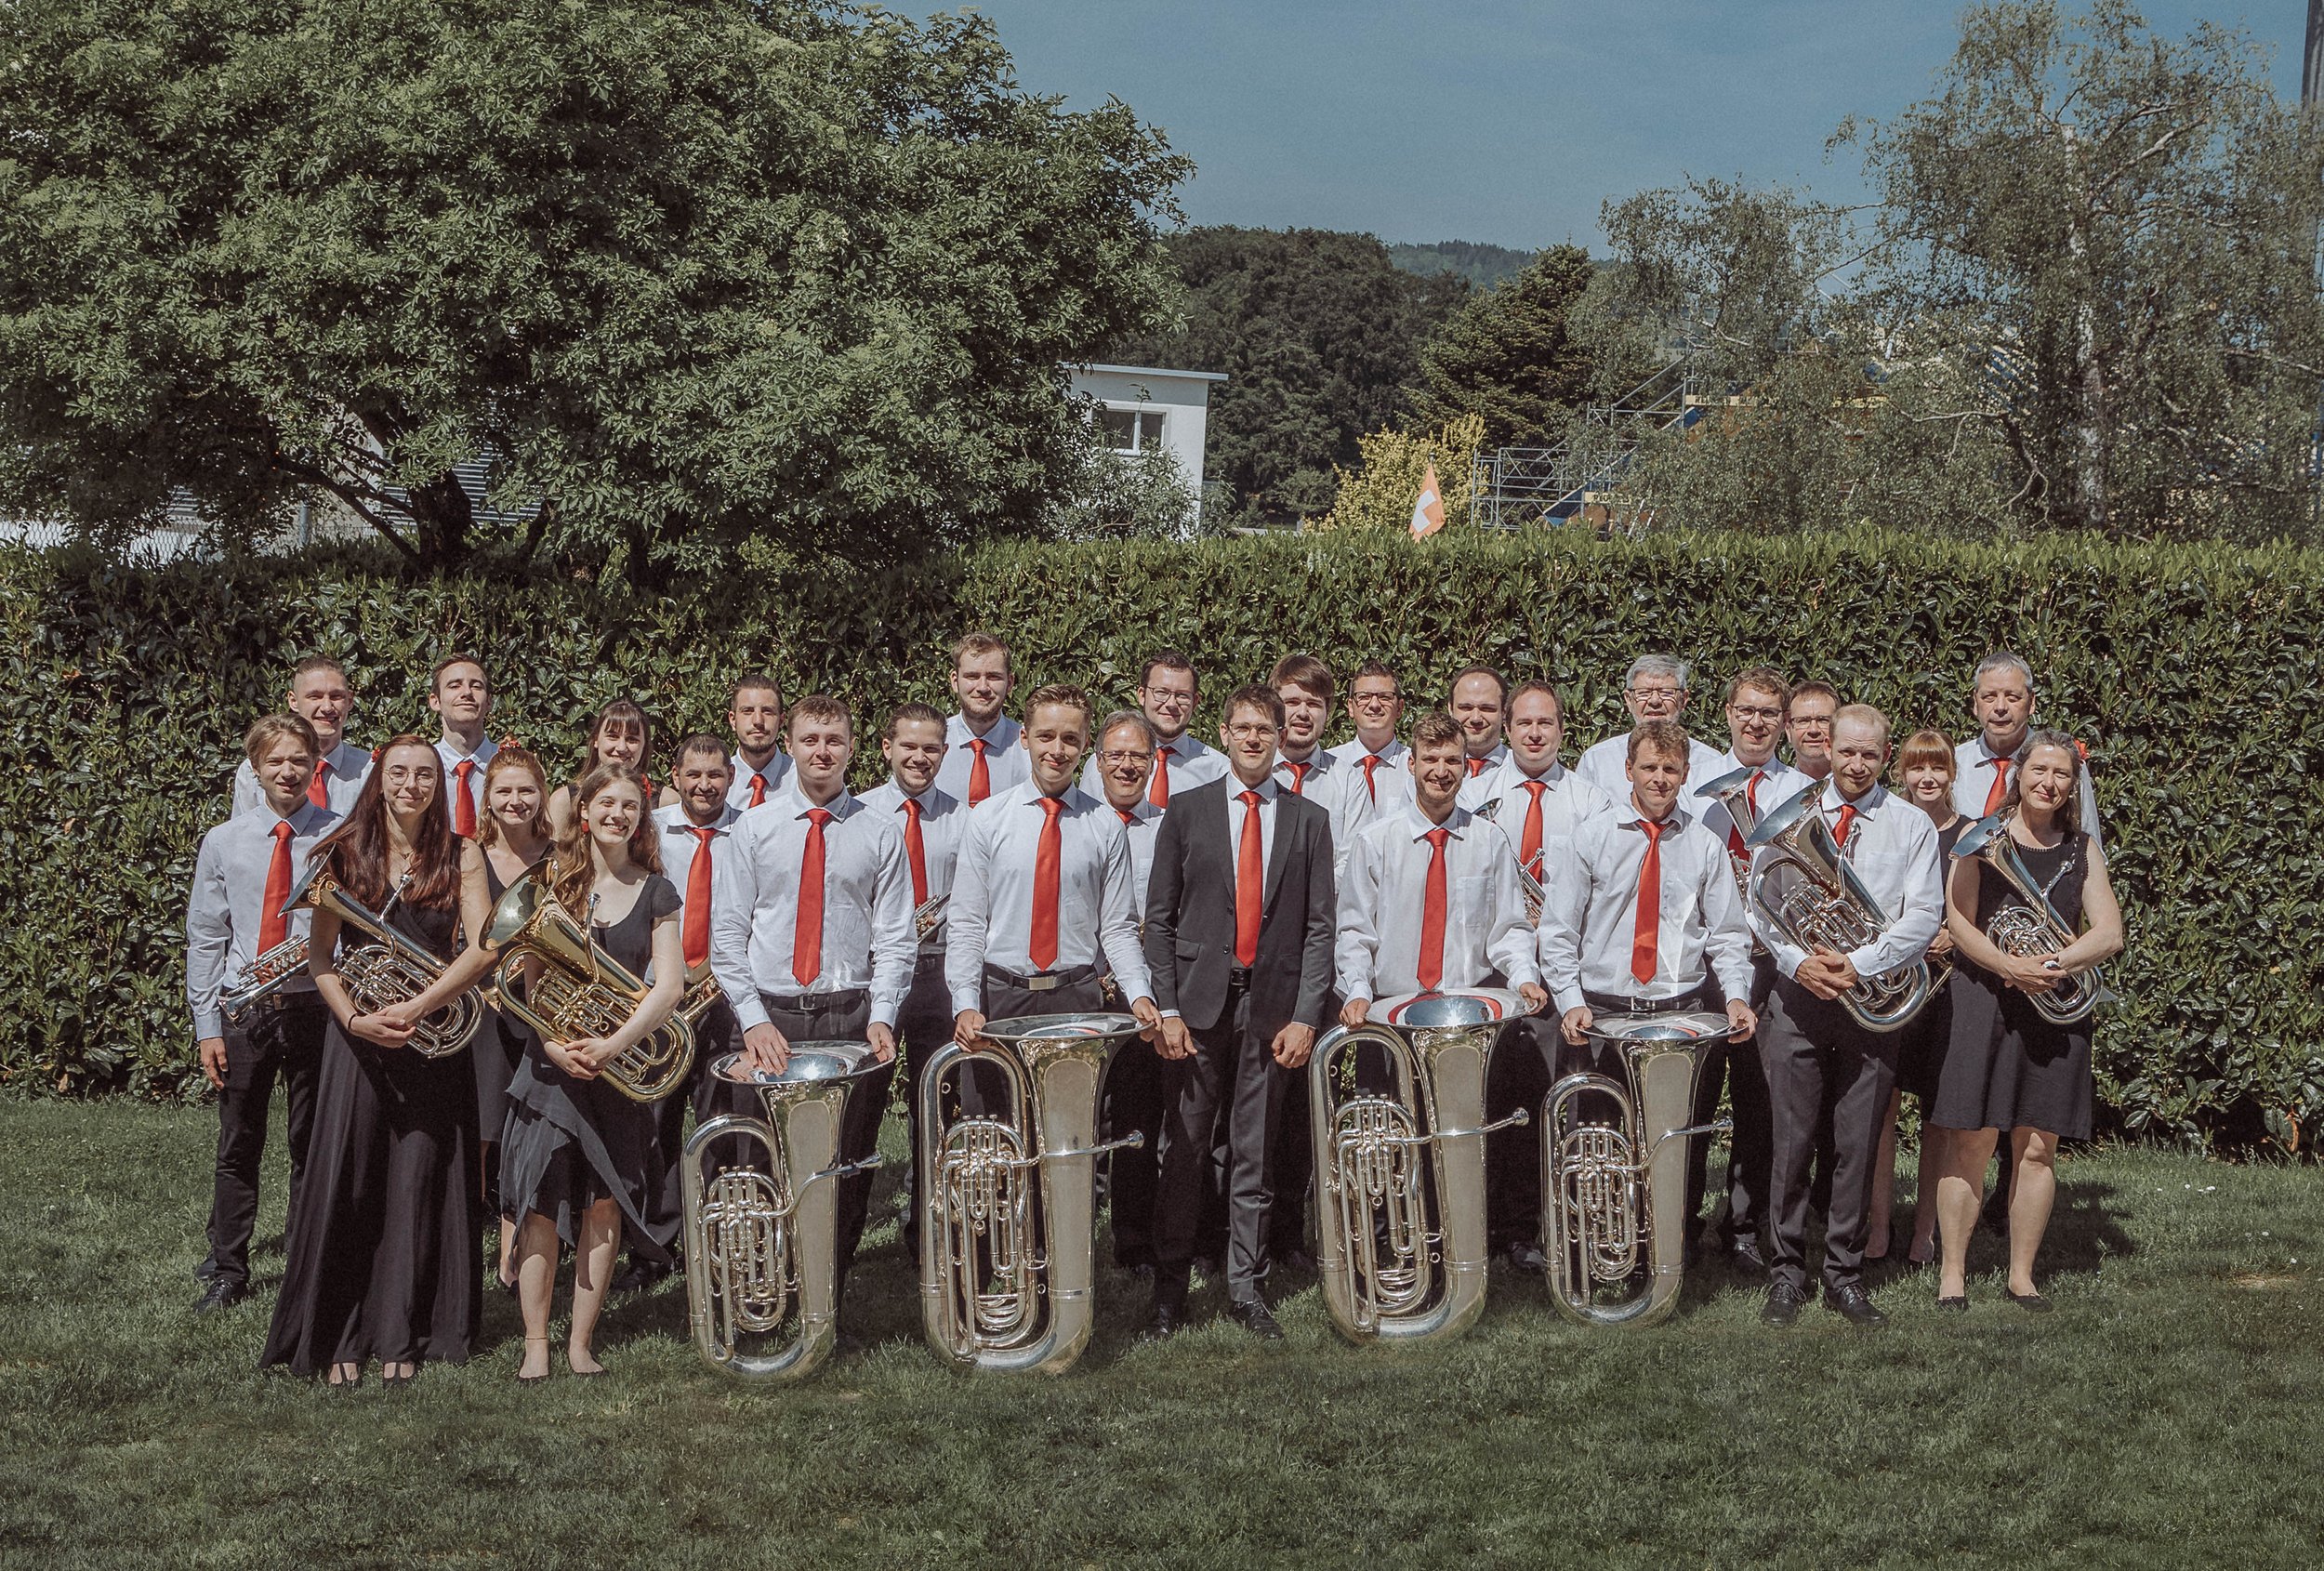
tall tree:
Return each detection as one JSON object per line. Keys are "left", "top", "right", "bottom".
{"left": 0, "top": 0, "right": 1187, "bottom": 569}
{"left": 1406, "top": 244, "right": 1598, "bottom": 451}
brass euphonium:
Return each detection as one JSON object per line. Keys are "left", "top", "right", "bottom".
{"left": 681, "top": 1045, "right": 888, "bottom": 1382}
{"left": 1744, "top": 782, "right": 1932, "bottom": 1032}
{"left": 1309, "top": 989, "right": 1530, "bottom": 1344}
{"left": 285, "top": 859, "right": 482, "bottom": 1057}
{"left": 1952, "top": 814, "right": 2104, "bottom": 1025}
{"left": 482, "top": 872, "right": 712, "bottom": 1102}
{"left": 1542, "top": 1011, "right": 1732, "bottom": 1327}
{"left": 918, "top": 1012, "right": 1147, "bottom": 1375}
{"left": 1696, "top": 764, "right": 1768, "bottom": 899}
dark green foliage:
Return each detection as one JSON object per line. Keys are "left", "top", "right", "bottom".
{"left": 1386, "top": 239, "right": 1538, "bottom": 291}
{"left": 4, "top": 530, "right": 2318, "bottom": 1153}
{"left": 1107, "top": 228, "right": 1467, "bottom": 522}
{"left": 1406, "top": 244, "right": 1599, "bottom": 451}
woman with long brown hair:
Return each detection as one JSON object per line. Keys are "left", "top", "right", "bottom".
{"left": 546, "top": 699, "right": 677, "bottom": 835}
{"left": 474, "top": 746, "right": 553, "bottom": 1292}
{"left": 495, "top": 762, "right": 684, "bottom": 1380}
{"left": 259, "top": 737, "right": 497, "bottom": 1386}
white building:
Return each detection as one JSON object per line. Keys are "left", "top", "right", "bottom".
{"left": 1066, "top": 363, "right": 1227, "bottom": 495}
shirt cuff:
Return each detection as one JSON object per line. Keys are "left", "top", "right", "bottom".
{"left": 870, "top": 1001, "right": 901, "bottom": 1031}
{"left": 1552, "top": 986, "right": 1586, "bottom": 1017}
{"left": 192, "top": 1010, "right": 224, "bottom": 1041}
{"left": 1159, "top": 1008, "right": 1182, "bottom": 1020}
{"left": 729, "top": 992, "right": 772, "bottom": 1034}
{"left": 949, "top": 986, "right": 982, "bottom": 1018}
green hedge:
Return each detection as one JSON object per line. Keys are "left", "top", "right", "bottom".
{"left": 5, "top": 531, "right": 2319, "bottom": 1152}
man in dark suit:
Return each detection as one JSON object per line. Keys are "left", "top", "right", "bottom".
{"left": 1142, "top": 684, "right": 1337, "bottom": 1340}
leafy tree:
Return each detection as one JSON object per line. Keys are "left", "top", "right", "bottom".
{"left": 1311, "top": 415, "right": 1486, "bottom": 534}
{"left": 0, "top": 0, "right": 1188, "bottom": 569}
{"left": 1106, "top": 228, "right": 1466, "bottom": 524}
{"left": 1406, "top": 244, "right": 1598, "bottom": 451}
{"left": 1385, "top": 241, "right": 1537, "bottom": 291}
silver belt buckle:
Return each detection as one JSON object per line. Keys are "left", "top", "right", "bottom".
{"left": 1024, "top": 971, "right": 1062, "bottom": 993}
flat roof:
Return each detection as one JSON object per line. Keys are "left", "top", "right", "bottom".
{"left": 1070, "top": 363, "right": 1231, "bottom": 383}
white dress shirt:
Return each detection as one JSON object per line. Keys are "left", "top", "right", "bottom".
{"left": 936, "top": 713, "right": 1030, "bottom": 806}
{"left": 1693, "top": 752, "right": 1814, "bottom": 861}
{"left": 435, "top": 734, "right": 497, "bottom": 827}
{"left": 944, "top": 781, "right": 1153, "bottom": 1013}
{"left": 1108, "top": 799, "right": 1164, "bottom": 915}
{"left": 1273, "top": 746, "right": 1373, "bottom": 878}
{"left": 1574, "top": 731, "right": 1729, "bottom": 799}
{"left": 1468, "top": 758, "right": 1612, "bottom": 878}
{"left": 858, "top": 777, "right": 964, "bottom": 955}
{"left": 1156, "top": 776, "right": 1282, "bottom": 1019}
{"left": 1336, "top": 801, "right": 1539, "bottom": 1003}
{"left": 708, "top": 785, "right": 916, "bottom": 1032}
{"left": 1078, "top": 730, "right": 1228, "bottom": 806}
{"left": 1951, "top": 733, "right": 2104, "bottom": 847}
{"left": 1452, "top": 743, "right": 1512, "bottom": 808}
{"left": 1328, "top": 736, "right": 1414, "bottom": 810}
{"left": 185, "top": 800, "right": 338, "bottom": 1039}
{"left": 726, "top": 750, "right": 793, "bottom": 812}
{"left": 1748, "top": 783, "right": 1944, "bottom": 985}
{"left": 231, "top": 739, "right": 372, "bottom": 818}
{"left": 1536, "top": 801, "right": 1753, "bottom": 1015}
{"left": 654, "top": 801, "right": 741, "bottom": 908}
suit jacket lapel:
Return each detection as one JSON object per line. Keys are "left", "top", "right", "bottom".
{"left": 1262, "top": 791, "right": 1291, "bottom": 905}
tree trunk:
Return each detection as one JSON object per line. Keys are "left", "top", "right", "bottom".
{"left": 404, "top": 470, "right": 476, "bottom": 565}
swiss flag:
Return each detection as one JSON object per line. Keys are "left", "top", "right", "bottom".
{"left": 1409, "top": 461, "right": 1446, "bottom": 539}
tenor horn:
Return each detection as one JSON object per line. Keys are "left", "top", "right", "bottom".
{"left": 918, "top": 1012, "right": 1147, "bottom": 1375}
{"left": 286, "top": 859, "right": 482, "bottom": 1057}
{"left": 681, "top": 1045, "right": 887, "bottom": 1382}
{"left": 1542, "top": 1011, "right": 1732, "bottom": 1327}
{"left": 1952, "top": 814, "right": 2104, "bottom": 1025}
{"left": 1744, "top": 782, "right": 1931, "bottom": 1032}
{"left": 1309, "top": 989, "right": 1530, "bottom": 1344}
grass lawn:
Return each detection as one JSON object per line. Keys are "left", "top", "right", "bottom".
{"left": 2, "top": 1098, "right": 2318, "bottom": 1570}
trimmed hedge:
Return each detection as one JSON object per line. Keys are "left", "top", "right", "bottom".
{"left": 4, "top": 531, "right": 2319, "bottom": 1151}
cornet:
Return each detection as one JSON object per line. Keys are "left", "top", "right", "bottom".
{"left": 220, "top": 935, "right": 311, "bottom": 1019}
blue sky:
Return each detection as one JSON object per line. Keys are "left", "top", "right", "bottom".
{"left": 963, "top": 1, "right": 2306, "bottom": 249}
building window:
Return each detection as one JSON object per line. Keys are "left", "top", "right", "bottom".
{"left": 1100, "top": 406, "right": 1167, "bottom": 453}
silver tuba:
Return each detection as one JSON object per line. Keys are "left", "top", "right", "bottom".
{"left": 286, "top": 858, "right": 482, "bottom": 1057}
{"left": 1309, "top": 989, "right": 1530, "bottom": 1344}
{"left": 1543, "top": 1011, "right": 1732, "bottom": 1327}
{"left": 1744, "top": 782, "right": 1931, "bottom": 1032}
{"left": 918, "top": 1012, "right": 1147, "bottom": 1375}
{"left": 1952, "top": 814, "right": 2105, "bottom": 1025}
{"left": 681, "top": 1045, "right": 887, "bottom": 1382}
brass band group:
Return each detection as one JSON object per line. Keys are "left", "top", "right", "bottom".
{"left": 185, "top": 636, "right": 2122, "bottom": 1384}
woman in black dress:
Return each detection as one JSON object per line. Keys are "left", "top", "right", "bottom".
{"left": 1867, "top": 729, "right": 1962, "bottom": 1267}
{"left": 476, "top": 745, "right": 553, "bottom": 1292}
{"left": 545, "top": 698, "right": 678, "bottom": 836}
{"left": 259, "top": 737, "right": 498, "bottom": 1387}
{"left": 496, "top": 762, "right": 684, "bottom": 1380}
{"left": 1930, "top": 730, "right": 2124, "bottom": 1311}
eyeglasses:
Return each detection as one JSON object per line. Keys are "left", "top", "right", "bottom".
{"left": 1629, "top": 685, "right": 1685, "bottom": 702}
{"left": 1728, "top": 704, "right": 1783, "bottom": 720}
{"left": 1224, "top": 722, "right": 1279, "bottom": 741}
{"left": 1096, "top": 750, "right": 1154, "bottom": 766}
{"left": 1350, "top": 690, "right": 1400, "bottom": 706}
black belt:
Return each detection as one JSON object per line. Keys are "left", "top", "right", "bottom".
{"left": 1227, "top": 966, "right": 1254, "bottom": 990}
{"left": 231, "top": 992, "right": 324, "bottom": 1019}
{"left": 984, "top": 962, "right": 1099, "bottom": 995}
{"left": 1582, "top": 988, "right": 1709, "bottom": 1017}
{"left": 758, "top": 987, "right": 869, "bottom": 1013}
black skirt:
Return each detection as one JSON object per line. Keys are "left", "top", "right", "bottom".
{"left": 1928, "top": 967, "right": 2094, "bottom": 1141}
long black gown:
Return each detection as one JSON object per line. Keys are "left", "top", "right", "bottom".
{"left": 260, "top": 897, "right": 481, "bottom": 1374}
{"left": 496, "top": 875, "right": 679, "bottom": 1253}
{"left": 474, "top": 856, "right": 535, "bottom": 1214}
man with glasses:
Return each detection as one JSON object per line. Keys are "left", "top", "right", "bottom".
{"left": 1080, "top": 650, "right": 1224, "bottom": 810}
{"left": 1575, "top": 654, "right": 1726, "bottom": 798}
{"left": 1091, "top": 709, "right": 1166, "bottom": 1273}
{"left": 1785, "top": 680, "right": 1840, "bottom": 784}
{"left": 1327, "top": 661, "right": 1410, "bottom": 808}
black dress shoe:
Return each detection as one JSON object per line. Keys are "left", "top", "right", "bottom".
{"left": 2005, "top": 1289, "right": 2053, "bottom": 1314}
{"left": 1728, "top": 1242, "right": 1769, "bottom": 1278}
{"left": 1225, "top": 1298, "right": 1285, "bottom": 1340}
{"left": 1140, "top": 1300, "right": 1182, "bottom": 1342}
{"left": 1825, "top": 1282, "right": 1888, "bottom": 1327}
{"left": 1761, "top": 1284, "right": 1808, "bottom": 1327}
{"left": 194, "top": 1277, "right": 248, "bottom": 1314}
{"left": 1501, "top": 1241, "right": 1547, "bottom": 1274}
{"left": 610, "top": 1258, "right": 672, "bottom": 1295}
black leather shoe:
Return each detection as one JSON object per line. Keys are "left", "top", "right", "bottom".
{"left": 1761, "top": 1284, "right": 1808, "bottom": 1327}
{"left": 1140, "top": 1300, "right": 1182, "bottom": 1342}
{"left": 1728, "top": 1241, "right": 1769, "bottom": 1278}
{"left": 193, "top": 1277, "right": 247, "bottom": 1314}
{"left": 611, "top": 1258, "right": 672, "bottom": 1295}
{"left": 2006, "top": 1289, "right": 2053, "bottom": 1314}
{"left": 1225, "top": 1298, "right": 1286, "bottom": 1340}
{"left": 1502, "top": 1241, "right": 1547, "bottom": 1274}
{"left": 1826, "top": 1282, "right": 1888, "bottom": 1327}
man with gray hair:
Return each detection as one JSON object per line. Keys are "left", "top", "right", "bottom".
{"left": 1090, "top": 706, "right": 1167, "bottom": 1273}
{"left": 1950, "top": 652, "right": 2102, "bottom": 843}
{"left": 1575, "top": 654, "right": 1726, "bottom": 797}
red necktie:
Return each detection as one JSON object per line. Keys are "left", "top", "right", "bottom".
{"left": 1360, "top": 753, "right": 1383, "bottom": 801}
{"left": 258, "top": 821, "right": 295, "bottom": 952}
{"left": 1631, "top": 817, "right": 1666, "bottom": 985}
{"left": 1029, "top": 797, "right": 1064, "bottom": 970}
{"left": 1283, "top": 760, "right": 1309, "bottom": 795}
{"left": 793, "top": 808, "right": 831, "bottom": 986}
{"left": 748, "top": 771, "right": 767, "bottom": 809}
{"left": 901, "top": 796, "right": 929, "bottom": 906}
{"left": 1981, "top": 756, "right": 2012, "bottom": 815}
{"left": 1235, "top": 790, "right": 1264, "bottom": 966}
{"left": 1417, "top": 827, "right": 1450, "bottom": 991}
{"left": 968, "top": 739, "right": 991, "bottom": 805}
{"left": 1149, "top": 747, "right": 1171, "bottom": 809}
{"left": 308, "top": 759, "right": 330, "bottom": 811}
{"left": 682, "top": 826, "right": 715, "bottom": 969}
{"left": 1518, "top": 779, "right": 1547, "bottom": 877}
{"left": 453, "top": 760, "right": 477, "bottom": 838}
{"left": 1467, "top": 756, "right": 1490, "bottom": 777}
{"left": 1832, "top": 803, "right": 1858, "bottom": 850}
{"left": 1117, "top": 807, "right": 1136, "bottom": 825}
{"left": 1727, "top": 768, "right": 1765, "bottom": 859}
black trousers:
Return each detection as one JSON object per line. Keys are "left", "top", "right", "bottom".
{"left": 1103, "top": 1021, "right": 1168, "bottom": 1267}
{"left": 1760, "top": 974, "right": 1897, "bottom": 1295}
{"left": 897, "top": 950, "right": 957, "bottom": 1254}
{"left": 1155, "top": 982, "right": 1286, "bottom": 1301}
{"left": 1262, "top": 988, "right": 1336, "bottom": 1260}
{"left": 1686, "top": 954, "right": 1776, "bottom": 1252}
{"left": 1486, "top": 1017, "right": 1557, "bottom": 1253}
{"left": 202, "top": 997, "right": 326, "bottom": 1287}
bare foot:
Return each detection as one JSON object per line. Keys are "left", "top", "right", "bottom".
{"left": 518, "top": 1337, "right": 551, "bottom": 1381}
{"left": 567, "top": 1343, "right": 604, "bottom": 1377}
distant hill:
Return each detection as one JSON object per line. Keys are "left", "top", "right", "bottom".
{"left": 1387, "top": 240, "right": 1536, "bottom": 291}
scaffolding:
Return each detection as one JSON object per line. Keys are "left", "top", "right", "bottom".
{"left": 1471, "top": 359, "right": 1704, "bottom": 530}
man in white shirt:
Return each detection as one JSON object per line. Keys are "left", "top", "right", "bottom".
{"left": 1748, "top": 705, "right": 1942, "bottom": 1329}
{"left": 1785, "top": 679, "right": 1840, "bottom": 784}
{"left": 1950, "top": 650, "right": 2103, "bottom": 843}
{"left": 935, "top": 630, "right": 1028, "bottom": 807}
{"left": 1448, "top": 666, "right": 1511, "bottom": 787}
{"left": 1574, "top": 654, "right": 1726, "bottom": 797}
{"left": 1327, "top": 660, "right": 1411, "bottom": 810}
{"left": 1078, "top": 650, "right": 1226, "bottom": 807}
{"left": 1090, "top": 709, "right": 1165, "bottom": 1271}
{"left": 724, "top": 673, "right": 790, "bottom": 811}
{"left": 187, "top": 713, "right": 337, "bottom": 1312}
{"left": 231, "top": 656, "right": 370, "bottom": 816}
{"left": 428, "top": 653, "right": 496, "bottom": 837}
{"left": 708, "top": 696, "right": 916, "bottom": 1290}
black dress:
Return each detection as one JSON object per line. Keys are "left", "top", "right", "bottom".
{"left": 497, "top": 874, "right": 680, "bottom": 1253}
{"left": 1894, "top": 814, "right": 1966, "bottom": 1105}
{"left": 260, "top": 895, "right": 481, "bottom": 1374}
{"left": 1930, "top": 832, "right": 2096, "bottom": 1141}
{"left": 474, "top": 856, "right": 535, "bottom": 1197}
